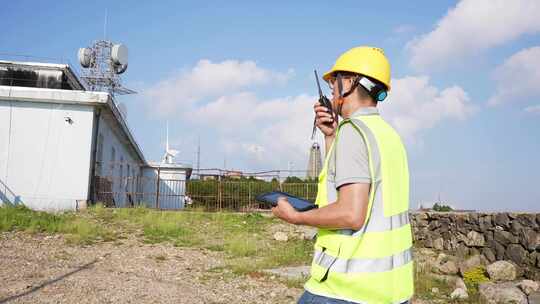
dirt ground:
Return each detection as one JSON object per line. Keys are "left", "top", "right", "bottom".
{"left": 0, "top": 232, "right": 303, "bottom": 304}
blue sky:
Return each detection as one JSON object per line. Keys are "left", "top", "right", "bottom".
{"left": 2, "top": 0, "right": 540, "bottom": 211}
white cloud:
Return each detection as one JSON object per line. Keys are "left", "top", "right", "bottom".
{"left": 185, "top": 76, "right": 475, "bottom": 168}
{"left": 488, "top": 46, "right": 540, "bottom": 106}
{"left": 525, "top": 105, "right": 540, "bottom": 114}
{"left": 143, "top": 58, "right": 476, "bottom": 170}
{"left": 144, "top": 59, "right": 293, "bottom": 116}
{"left": 393, "top": 24, "right": 415, "bottom": 34}
{"left": 187, "top": 93, "right": 316, "bottom": 169}
{"left": 380, "top": 76, "right": 476, "bottom": 141}
{"left": 407, "top": 0, "right": 540, "bottom": 70}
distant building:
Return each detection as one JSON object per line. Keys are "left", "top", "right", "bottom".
{"left": 224, "top": 170, "right": 243, "bottom": 179}
{"left": 306, "top": 142, "right": 322, "bottom": 179}
{"left": 0, "top": 60, "right": 191, "bottom": 211}
{"left": 197, "top": 170, "right": 243, "bottom": 181}
{"left": 199, "top": 174, "right": 221, "bottom": 181}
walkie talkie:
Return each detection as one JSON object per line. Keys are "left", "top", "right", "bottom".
{"left": 311, "top": 70, "right": 334, "bottom": 140}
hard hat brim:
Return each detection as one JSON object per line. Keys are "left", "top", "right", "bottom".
{"left": 322, "top": 69, "right": 391, "bottom": 91}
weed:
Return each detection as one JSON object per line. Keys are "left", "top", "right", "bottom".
{"left": 463, "top": 266, "right": 489, "bottom": 293}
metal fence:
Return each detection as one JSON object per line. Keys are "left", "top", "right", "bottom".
{"left": 92, "top": 175, "right": 318, "bottom": 212}
{"left": 185, "top": 180, "right": 318, "bottom": 211}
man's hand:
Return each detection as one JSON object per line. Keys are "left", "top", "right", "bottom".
{"left": 271, "top": 197, "right": 300, "bottom": 225}
{"left": 314, "top": 101, "right": 337, "bottom": 137}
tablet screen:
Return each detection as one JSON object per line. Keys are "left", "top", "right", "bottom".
{"left": 255, "top": 191, "right": 317, "bottom": 212}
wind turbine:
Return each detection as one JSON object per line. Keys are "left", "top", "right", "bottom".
{"left": 162, "top": 121, "right": 179, "bottom": 164}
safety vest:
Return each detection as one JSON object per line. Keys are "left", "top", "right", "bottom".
{"left": 304, "top": 114, "right": 414, "bottom": 304}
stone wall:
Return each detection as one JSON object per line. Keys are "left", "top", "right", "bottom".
{"left": 410, "top": 212, "right": 540, "bottom": 280}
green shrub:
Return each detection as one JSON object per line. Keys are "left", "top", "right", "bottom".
{"left": 432, "top": 203, "right": 453, "bottom": 212}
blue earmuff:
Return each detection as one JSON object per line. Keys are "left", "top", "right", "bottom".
{"left": 376, "top": 90, "right": 388, "bottom": 102}
{"left": 359, "top": 76, "right": 388, "bottom": 102}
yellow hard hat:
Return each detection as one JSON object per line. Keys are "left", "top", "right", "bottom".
{"left": 323, "top": 46, "right": 391, "bottom": 91}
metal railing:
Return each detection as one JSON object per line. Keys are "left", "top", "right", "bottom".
{"left": 186, "top": 180, "right": 318, "bottom": 211}
{"left": 93, "top": 174, "right": 318, "bottom": 212}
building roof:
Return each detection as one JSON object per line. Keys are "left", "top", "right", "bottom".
{"left": 0, "top": 60, "right": 85, "bottom": 90}
{"left": 145, "top": 161, "right": 193, "bottom": 170}
{"left": 145, "top": 162, "right": 193, "bottom": 180}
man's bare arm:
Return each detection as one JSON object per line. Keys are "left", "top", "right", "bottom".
{"left": 324, "top": 135, "right": 335, "bottom": 156}
{"left": 294, "top": 182, "right": 370, "bottom": 230}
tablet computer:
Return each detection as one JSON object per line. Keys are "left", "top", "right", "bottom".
{"left": 255, "top": 191, "right": 317, "bottom": 212}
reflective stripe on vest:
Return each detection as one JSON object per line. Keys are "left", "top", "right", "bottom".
{"left": 313, "top": 248, "right": 412, "bottom": 273}
{"left": 305, "top": 114, "right": 414, "bottom": 304}
{"left": 339, "top": 209, "right": 410, "bottom": 236}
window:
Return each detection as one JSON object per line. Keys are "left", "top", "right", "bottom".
{"left": 120, "top": 156, "right": 124, "bottom": 187}
{"left": 110, "top": 147, "right": 116, "bottom": 177}
{"left": 96, "top": 134, "right": 104, "bottom": 176}
{"left": 132, "top": 168, "right": 137, "bottom": 197}
{"left": 126, "top": 164, "right": 131, "bottom": 192}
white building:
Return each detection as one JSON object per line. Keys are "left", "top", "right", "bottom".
{"left": 0, "top": 60, "right": 191, "bottom": 211}
{"left": 141, "top": 162, "right": 192, "bottom": 209}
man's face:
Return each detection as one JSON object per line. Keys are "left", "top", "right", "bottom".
{"left": 326, "top": 73, "right": 357, "bottom": 106}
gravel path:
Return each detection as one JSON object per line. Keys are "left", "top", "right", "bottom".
{"left": 0, "top": 232, "right": 302, "bottom": 303}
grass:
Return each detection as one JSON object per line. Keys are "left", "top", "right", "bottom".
{"left": 414, "top": 263, "right": 483, "bottom": 304}
{"left": 0, "top": 205, "right": 116, "bottom": 244}
{"left": 414, "top": 264, "right": 454, "bottom": 301}
{"left": 0, "top": 204, "right": 313, "bottom": 275}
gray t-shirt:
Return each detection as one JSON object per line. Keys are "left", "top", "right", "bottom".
{"left": 325, "top": 107, "right": 381, "bottom": 204}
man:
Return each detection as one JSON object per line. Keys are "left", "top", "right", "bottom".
{"left": 272, "top": 46, "right": 414, "bottom": 304}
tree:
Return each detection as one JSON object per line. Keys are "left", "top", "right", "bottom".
{"left": 432, "top": 203, "right": 453, "bottom": 212}
{"left": 284, "top": 176, "right": 304, "bottom": 183}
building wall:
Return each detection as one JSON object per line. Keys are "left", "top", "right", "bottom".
{"left": 95, "top": 114, "right": 142, "bottom": 207}
{"left": 0, "top": 99, "right": 94, "bottom": 211}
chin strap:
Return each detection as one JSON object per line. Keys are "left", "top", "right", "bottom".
{"left": 335, "top": 74, "right": 360, "bottom": 117}
{"left": 336, "top": 73, "right": 344, "bottom": 118}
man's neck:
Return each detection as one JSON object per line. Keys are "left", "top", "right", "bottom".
{"left": 341, "top": 102, "right": 376, "bottom": 119}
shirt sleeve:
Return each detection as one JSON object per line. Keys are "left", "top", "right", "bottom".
{"left": 334, "top": 122, "right": 371, "bottom": 189}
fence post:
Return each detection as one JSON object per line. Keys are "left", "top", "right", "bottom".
{"left": 248, "top": 182, "right": 252, "bottom": 210}
{"left": 155, "top": 167, "right": 161, "bottom": 209}
{"left": 218, "top": 179, "right": 222, "bottom": 211}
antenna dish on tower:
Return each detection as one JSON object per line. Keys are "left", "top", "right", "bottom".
{"left": 114, "top": 62, "right": 128, "bottom": 74}
{"left": 78, "top": 40, "right": 135, "bottom": 95}
{"left": 111, "top": 44, "right": 128, "bottom": 66}
{"left": 78, "top": 48, "right": 92, "bottom": 68}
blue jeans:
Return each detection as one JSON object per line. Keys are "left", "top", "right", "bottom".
{"left": 297, "top": 290, "right": 409, "bottom": 304}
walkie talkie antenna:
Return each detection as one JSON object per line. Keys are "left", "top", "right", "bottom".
{"left": 311, "top": 70, "right": 323, "bottom": 140}
{"left": 314, "top": 70, "right": 323, "bottom": 97}
{"left": 311, "top": 69, "right": 334, "bottom": 140}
